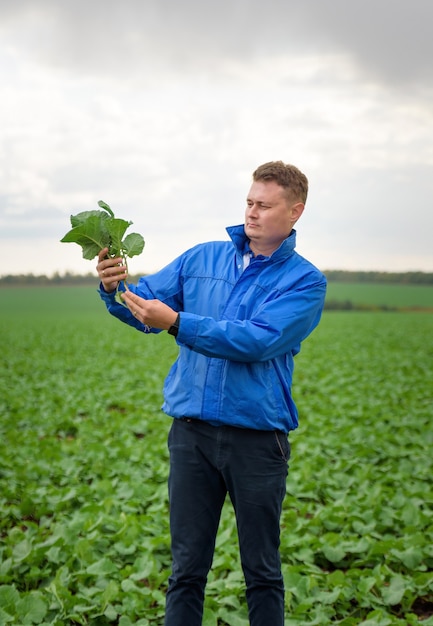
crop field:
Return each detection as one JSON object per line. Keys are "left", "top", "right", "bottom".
{"left": 1, "top": 286, "right": 433, "bottom": 625}
{"left": 325, "top": 282, "right": 433, "bottom": 310}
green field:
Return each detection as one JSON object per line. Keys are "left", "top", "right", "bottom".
{"left": 325, "top": 281, "right": 433, "bottom": 309}
{"left": 1, "top": 287, "right": 432, "bottom": 625}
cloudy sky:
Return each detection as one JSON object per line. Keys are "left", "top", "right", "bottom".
{"left": 1, "top": 0, "right": 432, "bottom": 277}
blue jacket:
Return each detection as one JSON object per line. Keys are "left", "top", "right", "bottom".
{"left": 99, "top": 225, "right": 326, "bottom": 432}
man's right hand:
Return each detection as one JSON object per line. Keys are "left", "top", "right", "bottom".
{"left": 96, "top": 248, "right": 128, "bottom": 293}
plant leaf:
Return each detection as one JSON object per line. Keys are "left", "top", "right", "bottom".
{"left": 106, "top": 218, "right": 132, "bottom": 257}
{"left": 70, "top": 210, "right": 109, "bottom": 228}
{"left": 61, "top": 201, "right": 144, "bottom": 261}
{"left": 60, "top": 216, "right": 111, "bottom": 260}
{"left": 16, "top": 593, "right": 48, "bottom": 624}
{"left": 0, "top": 585, "right": 19, "bottom": 612}
{"left": 122, "top": 232, "right": 145, "bottom": 258}
{"left": 86, "top": 557, "right": 118, "bottom": 576}
{"left": 98, "top": 200, "right": 115, "bottom": 217}
{"left": 381, "top": 576, "right": 409, "bottom": 606}
{"left": 322, "top": 543, "right": 347, "bottom": 563}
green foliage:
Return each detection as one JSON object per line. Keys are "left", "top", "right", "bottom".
{"left": 2, "top": 276, "right": 433, "bottom": 314}
{"left": 324, "top": 270, "right": 433, "bottom": 285}
{"left": 1, "top": 289, "right": 433, "bottom": 624}
{"left": 325, "top": 281, "right": 433, "bottom": 310}
{"left": 60, "top": 200, "right": 145, "bottom": 261}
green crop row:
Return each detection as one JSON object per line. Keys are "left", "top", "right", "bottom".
{"left": 325, "top": 282, "right": 433, "bottom": 309}
{"left": 0, "top": 287, "right": 432, "bottom": 625}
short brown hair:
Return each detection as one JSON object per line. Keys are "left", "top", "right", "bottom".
{"left": 252, "top": 161, "right": 308, "bottom": 204}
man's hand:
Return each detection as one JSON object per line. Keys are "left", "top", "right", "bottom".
{"left": 96, "top": 248, "right": 128, "bottom": 292}
{"left": 121, "top": 290, "right": 178, "bottom": 330}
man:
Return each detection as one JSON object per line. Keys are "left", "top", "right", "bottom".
{"left": 96, "top": 161, "right": 327, "bottom": 625}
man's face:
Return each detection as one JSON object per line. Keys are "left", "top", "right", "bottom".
{"left": 244, "top": 180, "right": 304, "bottom": 255}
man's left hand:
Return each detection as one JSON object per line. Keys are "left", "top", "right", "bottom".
{"left": 121, "top": 291, "right": 178, "bottom": 330}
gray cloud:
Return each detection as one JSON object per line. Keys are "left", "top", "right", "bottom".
{"left": 289, "top": 1, "right": 433, "bottom": 86}
{"left": 1, "top": 0, "right": 432, "bottom": 88}
{"left": 1, "top": 0, "right": 433, "bottom": 275}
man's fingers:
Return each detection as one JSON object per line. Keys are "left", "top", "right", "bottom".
{"left": 122, "top": 291, "right": 139, "bottom": 303}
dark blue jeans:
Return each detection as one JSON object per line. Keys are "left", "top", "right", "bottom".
{"left": 164, "top": 418, "right": 290, "bottom": 626}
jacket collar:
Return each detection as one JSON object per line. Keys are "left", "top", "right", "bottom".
{"left": 226, "top": 224, "right": 297, "bottom": 262}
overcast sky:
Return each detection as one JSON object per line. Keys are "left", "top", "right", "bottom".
{"left": 1, "top": 0, "right": 432, "bottom": 277}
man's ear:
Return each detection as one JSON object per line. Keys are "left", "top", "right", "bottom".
{"left": 290, "top": 202, "right": 305, "bottom": 222}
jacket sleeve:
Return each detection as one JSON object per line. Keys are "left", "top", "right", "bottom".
{"left": 98, "top": 282, "right": 155, "bottom": 333}
{"left": 97, "top": 255, "right": 185, "bottom": 333}
{"left": 176, "top": 275, "right": 327, "bottom": 362}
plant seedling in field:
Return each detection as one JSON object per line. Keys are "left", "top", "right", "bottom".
{"left": 61, "top": 200, "right": 145, "bottom": 294}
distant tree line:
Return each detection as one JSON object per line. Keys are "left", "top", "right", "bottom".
{"left": 0, "top": 272, "right": 142, "bottom": 286}
{"left": 323, "top": 300, "right": 399, "bottom": 312}
{"left": 1, "top": 269, "right": 433, "bottom": 287}
{"left": 323, "top": 270, "right": 433, "bottom": 285}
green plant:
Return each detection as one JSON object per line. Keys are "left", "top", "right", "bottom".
{"left": 1, "top": 292, "right": 433, "bottom": 625}
{"left": 60, "top": 200, "right": 144, "bottom": 272}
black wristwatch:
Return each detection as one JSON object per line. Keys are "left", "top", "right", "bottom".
{"left": 167, "top": 313, "right": 180, "bottom": 337}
